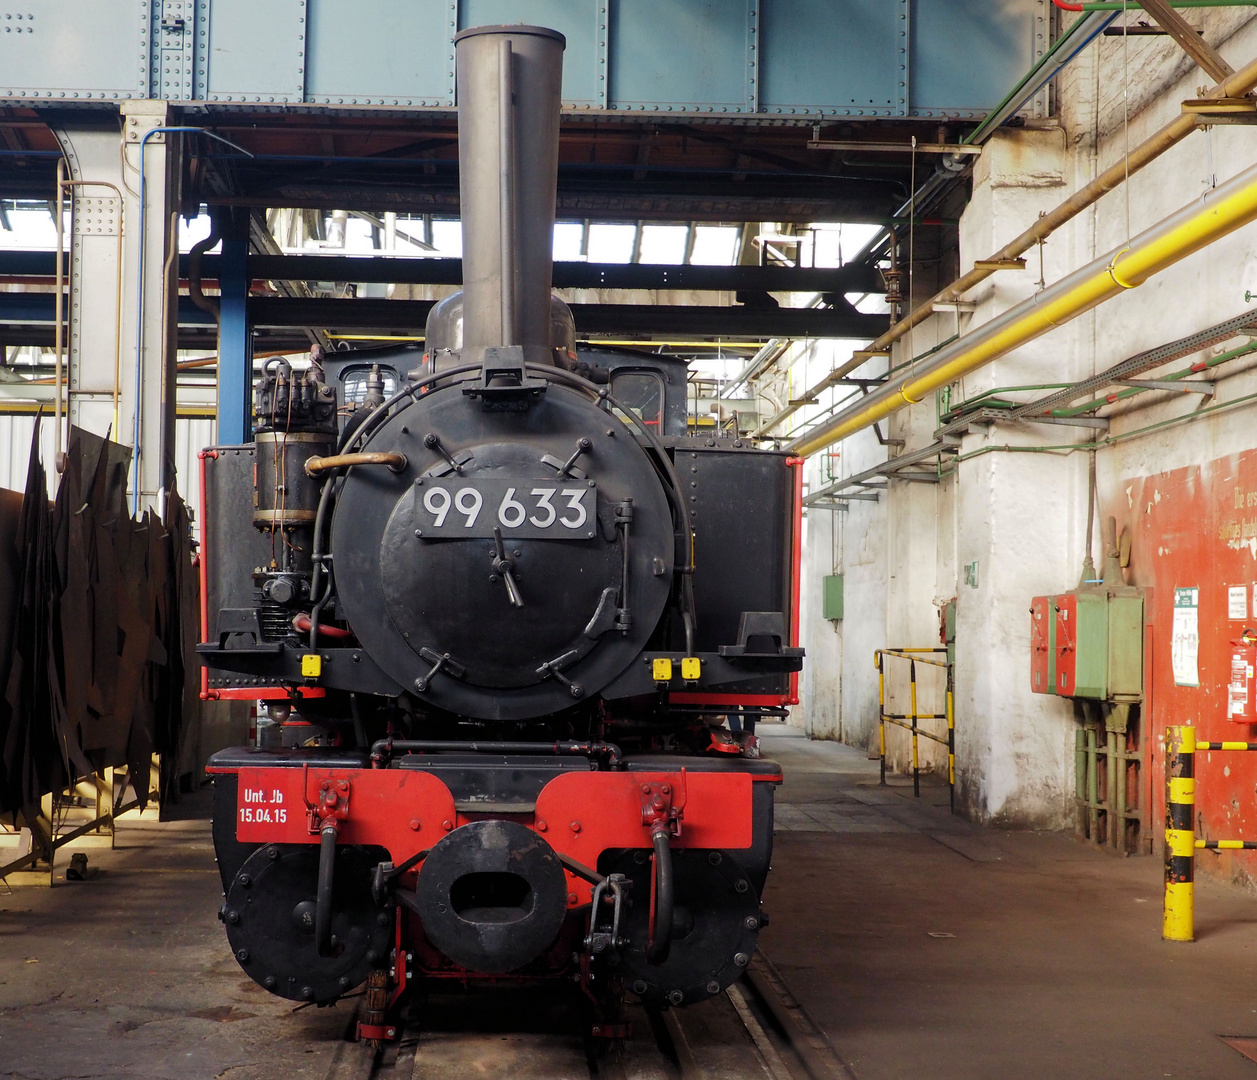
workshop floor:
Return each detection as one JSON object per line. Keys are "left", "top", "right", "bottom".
{"left": 758, "top": 723, "right": 1257, "bottom": 1080}
{"left": 1, "top": 727, "right": 1256, "bottom": 1079}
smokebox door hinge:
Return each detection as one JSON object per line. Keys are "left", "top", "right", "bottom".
{"left": 461, "top": 345, "right": 550, "bottom": 410}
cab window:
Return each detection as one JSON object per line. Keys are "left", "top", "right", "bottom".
{"left": 610, "top": 370, "right": 664, "bottom": 429}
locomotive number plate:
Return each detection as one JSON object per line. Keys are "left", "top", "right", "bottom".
{"left": 414, "top": 478, "right": 597, "bottom": 540}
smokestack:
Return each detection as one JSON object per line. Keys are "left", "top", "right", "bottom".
{"left": 454, "top": 25, "right": 565, "bottom": 354}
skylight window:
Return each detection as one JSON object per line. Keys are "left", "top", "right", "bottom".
{"left": 689, "top": 226, "right": 739, "bottom": 265}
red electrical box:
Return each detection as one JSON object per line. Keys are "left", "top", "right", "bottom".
{"left": 1055, "top": 594, "right": 1077, "bottom": 696}
{"left": 1030, "top": 595, "right": 1056, "bottom": 695}
{"left": 1228, "top": 643, "right": 1257, "bottom": 721}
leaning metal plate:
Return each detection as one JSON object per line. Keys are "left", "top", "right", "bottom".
{"left": 412, "top": 476, "right": 597, "bottom": 540}
{"left": 1220, "top": 1036, "right": 1257, "bottom": 1064}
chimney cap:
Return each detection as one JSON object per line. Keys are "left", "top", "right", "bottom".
{"left": 454, "top": 24, "right": 566, "bottom": 47}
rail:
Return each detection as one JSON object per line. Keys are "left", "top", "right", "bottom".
{"left": 322, "top": 947, "right": 854, "bottom": 1079}
{"left": 875, "top": 648, "right": 955, "bottom": 810}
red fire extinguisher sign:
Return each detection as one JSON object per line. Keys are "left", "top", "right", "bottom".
{"left": 1229, "top": 642, "right": 1257, "bottom": 721}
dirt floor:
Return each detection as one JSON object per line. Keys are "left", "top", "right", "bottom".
{"left": 1, "top": 725, "right": 1256, "bottom": 1079}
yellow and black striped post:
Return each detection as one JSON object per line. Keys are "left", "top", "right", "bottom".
{"left": 1163, "top": 724, "right": 1196, "bottom": 943}
{"left": 946, "top": 663, "right": 956, "bottom": 814}
{"left": 909, "top": 659, "right": 920, "bottom": 798}
{"left": 877, "top": 651, "right": 887, "bottom": 786}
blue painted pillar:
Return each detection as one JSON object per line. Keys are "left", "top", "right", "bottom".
{"left": 216, "top": 221, "right": 252, "bottom": 446}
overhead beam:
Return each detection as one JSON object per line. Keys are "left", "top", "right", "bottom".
{"left": 249, "top": 298, "right": 889, "bottom": 339}
{"left": 0, "top": 291, "right": 888, "bottom": 341}
{"left": 0, "top": 251, "right": 886, "bottom": 295}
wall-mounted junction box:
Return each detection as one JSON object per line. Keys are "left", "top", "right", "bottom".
{"left": 1030, "top": 588, "right": 1143, "bottom": 701}
{"left": 822, "top": 574, "right": 844, "bottom": 621}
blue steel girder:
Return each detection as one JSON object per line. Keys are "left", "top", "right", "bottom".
{"left": 0, "top": 0, "right": 1047, "bottom": 121}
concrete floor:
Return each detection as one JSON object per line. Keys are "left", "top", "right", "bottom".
{"left": 1, "top": 726, "right": 1256, "bottom": 1079}
{"left": 758, "top": 723, "right": 1257, "bottom": 1080}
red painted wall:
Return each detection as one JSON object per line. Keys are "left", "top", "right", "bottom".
{"left": 1117, "top": 450, "right": 1257, "bottom": 878}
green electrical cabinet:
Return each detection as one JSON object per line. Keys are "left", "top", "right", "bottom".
{"left": 1038, "top": 586, "right": 1143, "bottom": 700}
{"left": 822, "top": 574, "right": 844, "bottom": 621}
{"left": 1068, "top": 591, "right": 1110, "bottom": 699}
{"left": 1106, "top": 592, "right": 1144, "bottom": 699}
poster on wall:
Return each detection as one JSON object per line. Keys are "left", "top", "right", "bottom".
{"left": 1231, "top": 585, "right": 1249, "bottom": 621}
{"left": 1172, "top": 587, "right": 1199, "bottom": 687}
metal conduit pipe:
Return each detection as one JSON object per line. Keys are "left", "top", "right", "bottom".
{"left": 721, "top": 338, "right": 788, "bottom": 399}
{"left": 786, "top": 158, "right": 1257, "bottom": 457}
{"left": 785, "top": 49, "right": 1257, "bottom": 440}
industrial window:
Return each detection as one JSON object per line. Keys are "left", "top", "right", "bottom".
{"left": 610, "top": 370, "right": 664, "bottom": 429}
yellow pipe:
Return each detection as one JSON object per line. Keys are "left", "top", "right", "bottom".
{"left": 788, "top": 160, "right": 1257, "bottom": 458}
{"left": 826, "top": 53, "right": 1257, "bottom": 392}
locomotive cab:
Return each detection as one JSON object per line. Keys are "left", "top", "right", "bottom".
{"left": 199, "top": 22, "right": 801, "bottom": 1034}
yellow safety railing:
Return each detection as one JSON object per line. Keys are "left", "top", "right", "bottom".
{"left": 1163, "top": 726, "right": 1257, "bottom": 943}
{"left": 875, "top": 648, "right": 955, "bottom": 812}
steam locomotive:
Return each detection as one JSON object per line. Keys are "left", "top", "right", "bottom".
{"left": 200, "top": 24, "right": 802, "bottom": 1039}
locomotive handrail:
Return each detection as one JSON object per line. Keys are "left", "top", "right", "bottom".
{"left": 304, "top": 451, "right": 407, "bottom": 476}
{"left": 369, "top": 738, "right": 624, "bottom": 769}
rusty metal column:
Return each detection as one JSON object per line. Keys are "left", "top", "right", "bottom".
{"left": 1163, "top": 725, "right": 1196, "bottom": 942}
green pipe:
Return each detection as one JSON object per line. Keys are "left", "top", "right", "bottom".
{"left": 1080, "top": 1, "right": 1256, "bottom": 8}
{"left": 954, "top": 384, "right": 1257, "bottom": 463}
{"left": 941, "top": 382, "right": 1074, "bottom": 420}
{"left": 1050, "top": 338, "right": 1257, "bottom": 417}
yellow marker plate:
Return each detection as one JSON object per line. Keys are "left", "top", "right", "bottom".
{"left": 652, "top": 657, "right": 673, "bottom": 682}
{"left": 681, "top": 657, "right": 701, "bottom": 681}
{"left": 301, "top": 654, "right": 323, "bottom": 678}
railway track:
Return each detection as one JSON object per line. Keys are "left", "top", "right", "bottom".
{"left": 324, "top": 953, "right": 855, "bottom": 1080}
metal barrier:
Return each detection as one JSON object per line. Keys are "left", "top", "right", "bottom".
{"left": 0, "top": 761, "right": 157, "bottom": 886}
{"left": 1162, "top": 725, "right": 1257, "bottom": 942}
{"left": 875, "top": 647, "right": 955, "bottom": 811}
